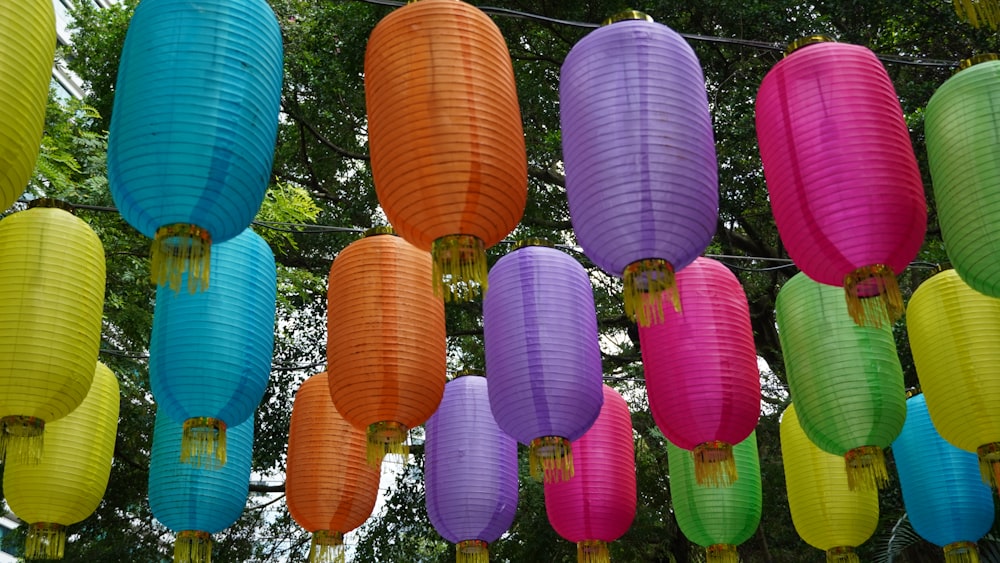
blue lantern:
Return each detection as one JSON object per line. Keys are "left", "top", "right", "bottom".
{"left": 149, "top": 409, "right": 253, "bottom": 563}
{"left": 892, "top": 394, "right": 994, "bottom": 562}
{"left": 150, "top": 229, "right": 276, "bottom": 468}
{"left": 107, "top": 0, "right": 283, "bottom": 292}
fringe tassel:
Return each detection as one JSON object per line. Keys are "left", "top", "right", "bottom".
{"left": 456, "top": 540, "right": 489, "bottom": 563}
{"left": 309, "top": 530, "right": 345, "bottom": 563}
{"left": 175, "top": 531, "right": 212, "bottom": 563}
{"left": 693, "top": 441, "right": 737, "bottom": 487}
{"left": 367, "top": 421, "right": 409, "bottom": 468}
{"left": 954, "top": 0, "right": 1000, "bottom": 29}
{"left": 577, "top": 540, "right": 610, "bottom": 563}
{"left": 844, "top": 445, "right": 889, "bottom": 491}
{"left": 25, "top": 523, "right": 65, "bottom": 560}
{"left": 529, "top": 436, "right": 574, "bottom": 483}
{"left": 152, "top": 224, "right": 212, "bottom": 293}
{"left": 432, "top": 234, "right": 487, "bottom": 303}
{"left": 623, "top": 259, "right": 680, "bottom": 327}
{"left": 843, "top": 264, "right": 900, "bottom": 328}
{"left": 944, "top": 541, "right": 981, "bottom": 563}
{"left": 1, "top": 415, "right": 45, "bottom": 465}
{"left": 827, "top": 546, "right": 858, "bottom": 563}
{"left": 977, "top": 443, "right": 1000, "bottom": 490}
{"left": 180, "top": 417, "right": 227, "bottom": 469}
{"left": 706, "top": 544, "right": 740, "bottom": 563}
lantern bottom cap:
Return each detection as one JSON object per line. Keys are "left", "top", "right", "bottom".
{"left": 1, "top": 415, "right": 44, "bottom": 464}
{"left": 457, "top": 540, "right": 489, "bottom": 563}
{"left": 845, "top": 445, "right": 889, "bottom": 490}
{"left": 26, "top": 522, "right": 65, "bottom": 560}
{"left": 693, "top": 441, "right": 738, "bottom": 487}
{"left": 530, "top": 436, "right": 573, "bottom": 482}
{"left": 944, "top": 541, "right": 980, "bottom": 563}
{"left": 367, "top": 421, "right": 409, "bottom": 467}
{"left": 623, "top": 258, "right": 679, "bottom": 327}
{"left": 706, "top": 544, "right": 739, "bottom": 563}
{"left": 152, "top": 223, "right": 212, "bottom": 293}
{"left": 578, "top": 540, "right": 610, "bottom": 563}
{"left": 181, "top": 417, "right": 227, "bottom": 469}
{"left": 432, "top": 234, "right": 487, "bottom": 303}
{"left": 310, "top": 531, "right": 345, "bottom": 563}
{"left": 843, "top": 264, "right": 901, "bottom": 327}
{"left": 175, "top": 531, "right": 212, "bottom": 563}
{"left": 977, "top": 442, "right": 1000, "bottom": 489}
{"left": 826, "top": 546, "right": 858, "bottom": 563}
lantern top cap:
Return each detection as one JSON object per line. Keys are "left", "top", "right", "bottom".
{"left": 453, "top": 370, "right": 485, "bottom": 379}
{"left": 26, "top": 198, "right": 75, "bottom": 214}
{"left": 512, "top": 238, "right": 555, "bottom": 250}
{"left": 959, "top": 53, "right": 1000, "bottom": 70}
{"left": 602, "top": 10, "right": 654, "bottom": 25}
{"left": 785, "top": 35, "right": 836, "bottom": 56}
{"left": 363, "top": 226, "right": 396, "bottom": 238}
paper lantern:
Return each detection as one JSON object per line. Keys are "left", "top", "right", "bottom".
{"left": 326, "top": 229, "right": 445, "bottom": 466}
{"left": 150, "top": 228, "right": 276, "bottom": 468}
{"left": 4, "top": 362, "right": 119, "bottom": 560}
{"left": 755, "top": 37, "right": 926, "bottom": 326}
{"left": 107, "top": 0, "right": 283, "bottom": 292}
{"left": 484, "top": 241, "right": 604, "bottom": 482}
{"left": 365, "top": 0, "right": 527, "bottom": 302}
{"left": 560, "top": 11, "right": 718, "bottom": 326}
{"left": 287, "top": 372, "right": 379, "bottom": 563}
{"left": 545, "top": 385, "right": 635, "bottom": 563}
{"left": 780, "top": 405, "right": 879, "bottom": 563}
{"left": 906, "top": 268, "right": 1000, "bottom": 490}
{"left": 892, "top": 394, "right": 994, "bottom": 563}
{"left": 0, "top": 201, "right": 105, "bottom": 463}
{"left": 149, "top": 409, "right": 253, "bottom": 563}
{"left": 775, "top": 272, "right": 905, "bottom": 490}
{"left": 425, "top": 373, "right": 518, "bottom": 563}
{"left": 0, "top": 2, "right": 55, "bottom": 212}
{"left": 926, "top": 55, "right": 1000, "bottom": 297}
{"left": 638, "top": 257, "right": 759, "bottom": 485}
{"left": 668, "top": 433, "right": 762, "bottom": 563}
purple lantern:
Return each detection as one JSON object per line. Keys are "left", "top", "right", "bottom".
{"left": 484, "top": 241, "right": 604, "bottom": 482}
{"left": 560, "top": 11, "right": 718, "bottom": 326}
{"left": 425, "top": 373, "right": 518, "bottom": 563}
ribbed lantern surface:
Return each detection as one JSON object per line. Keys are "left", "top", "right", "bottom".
{"left": 668, "top": 433, "right": 762, "bottom": 563}
{"left": 4, "top": 362, "right": 119, "bottom": 560}
{"left": 287, "top": 372, "right": 379, "bottom": 563}
{"left": 780, "top": 405, "right": 879, "bottom": 563}
{"left": 560, "top": 13, "right": 718, "bottom": 326}
{"left": 756, "top": 38, "right": 925, "bottom": 326}
{"left": 775, "top": 272, "right": 905, "bottom": 491}
{"left": 108, "top": 0, "right": 283, "bottom": 292}
{"left": 483, "top": 242, "right": 604, "bottom": 482}
{"left": 425, "top": 374, "right": 518, "bottom": 563}
{"left": 150, "top": 228, "right": 276, "bottom": 469}
{"left": 0, "top": 2, "right": 55, "bottom": 212}
{"left": 326, "top": 230, "right": 445, "bottom": 466}
{"left": 365, "top": 0, "right": 527, "bottom": 302}
{"left": 893, "top": 394, "right": 994, "bottom": 563}
{"left": 0, "top": 203, "right": 105, "bottom": 463}
{"left": 545, "top": 385, "right": 636, "bottom": 563}
{"left": 639, "top": 257, "right": 759, "bottom": 486}
{"left": 907, "top": 268, "right": 1000, "bottom": 491}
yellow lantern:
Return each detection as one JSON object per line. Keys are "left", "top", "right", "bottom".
{"left": 4, "top": 362, "right": 120, "bottom": 560}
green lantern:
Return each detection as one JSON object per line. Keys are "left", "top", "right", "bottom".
{"left": 775, "top": 272, "right": 906, "bottom": 490}
{"left": 668, "top": 432, "right": 762, "bottom": 563}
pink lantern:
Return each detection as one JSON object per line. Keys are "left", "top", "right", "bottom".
{"left": 639, "top": 257, "right": 760, "bottom": 486}
{"left": 545, "top": 385, "right": 636, "bottom": 563}
{"left": 755, "top": 37, "right": 925, "bottom": 326}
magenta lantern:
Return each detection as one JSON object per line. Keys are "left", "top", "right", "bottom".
{"left": 639, "top": 257, "right": 760, "bottom": 486}
{"left": 755, "top": 37, "right": 926, "bottom": 326}
{"left": 484, "top": 241, "right": 604, "bottom": 483}
{"left": 545, "top": 385, "right": 636, "bottom": 563}
{"left": 560, "top": 12, "right": 718, "bottom": 326}
{"left": 425, "top": 373, "right": 518, "bottom": 563}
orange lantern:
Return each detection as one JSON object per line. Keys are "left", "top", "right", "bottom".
{"left": 326, "top": 229, "right": 446, "bottom": 466}
{"left": 365, "top": 0, "right": 527, "bottom": 301}
{"left": 287, "top": 372, "right": 379, "bottom": 563}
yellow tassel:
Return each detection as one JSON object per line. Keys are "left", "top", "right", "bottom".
{"left": 180, "top": 417, "right": 227, "bottom": 469}
{"left": 826, "top": 546, "right": 859, "bottom": 563}
{"left": 175, "top": 531, "right": 212, "bottom": 563}
{"left": 623, "top": 258, "right": 680, "bottom": 327}
{"left": 432, "top": 234, "right": 488, "bottom": 303}
{"left": 25, "top": 523, "right": 65, "bottom": 560}
{"left": 578, "top": 540, "right": 610, "bottom": 563}
{"left": 456, "top": 540, "right": 489, "bottom": 563}
{"left": 976, "top": 442, "right": 1000, "bottom": 490}
{"left": 152, "top": 223, "right": 212, "bottom": 293}
{"left": 1, "top": 415, "right": 45, "bottom": 465}
{"left": 706, "top": 544, "right": 740, "bottom": 563}
{"left": 944, "top": 541, "right": 981, "bottom": 563}
{"left": 367, "top": 421, "right": 409, "bottom": 468}
{"left": 842, "top": 264, "right": 901, "bottom": 328}
{"left": 954, "top": 0, "right": 1000, "bottom": 29}
{"left": 529, "top": 436, "right": 574, "bottom": 483}
{"left": 844, "top": 445, "right": 889, "bottom": 491}
{"left": 309, "top": 531, "right": 345, "bottom": 563}
{"left": 693, "top": 441, "right": 738, "bottom": 487}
